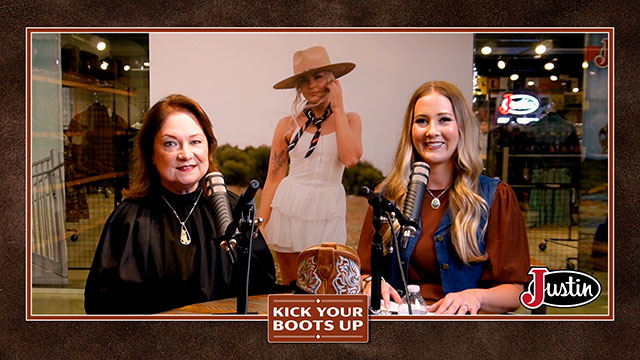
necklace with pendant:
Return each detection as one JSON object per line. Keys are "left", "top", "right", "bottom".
{"left": 161, "top": 190, "right": 202, "bottom": 245}
{"left": 426, "top": 185, "right": 451, "bottom": 210}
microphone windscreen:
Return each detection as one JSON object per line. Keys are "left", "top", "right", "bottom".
{"left": 204, "top": 172, "right": 232, "bottom": 238}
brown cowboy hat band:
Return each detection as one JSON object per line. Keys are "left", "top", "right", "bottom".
{"left": 273, "top": 46, "right": 356, "bottom": 89}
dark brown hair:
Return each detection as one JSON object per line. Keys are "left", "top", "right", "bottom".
{"left": 123, "top": 94, "right": 218, "bottom": 199}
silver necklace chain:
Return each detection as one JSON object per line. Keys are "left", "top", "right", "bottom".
{"left": 426, "top": 185, "right": 451, "bottom": 210}
{"left": 161, "top": 190, "right": 202, "bottom": 245}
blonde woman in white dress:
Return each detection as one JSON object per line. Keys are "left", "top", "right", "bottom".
{"left": 260, "top": 46, "right": 363, "bottom": 286}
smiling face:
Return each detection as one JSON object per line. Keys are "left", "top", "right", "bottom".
{"left": 298, "top": 71, "right": 329, "bottom": 104}
{"left": 152, "top": 111, "right": 209, "bottom": 194}
{"left": 411, "top": 91, "right": 460, "bottom": 169}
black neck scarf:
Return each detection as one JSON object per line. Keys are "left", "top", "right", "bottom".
{"left": 287, "top": 104, "right": 333, "bottom": 158}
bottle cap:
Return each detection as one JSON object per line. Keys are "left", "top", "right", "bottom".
{"left": 407, "top": 284, "right": 420, "bottom": 293}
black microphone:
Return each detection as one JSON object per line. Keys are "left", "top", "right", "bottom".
{"left": 359, "top": 186, "right": 399, "bottom": 214}
{"left": 225, "top": 179, "right": 260, "bottom": 239}
{"left": 401, "top": 162, "right": 430, "bottom": 250}
{"left": 204, "top": 172, "right": 235, "bottom": 260}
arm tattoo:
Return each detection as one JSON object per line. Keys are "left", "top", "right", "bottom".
{"left": 271, "top": 149, "right": 287, "bottom": 175}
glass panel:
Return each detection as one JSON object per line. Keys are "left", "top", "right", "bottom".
{"left": 474, "top": 32, "right": 609, "bottom": 315}
{"left": 33, "top": 33, "right": 150, "bottom": 275}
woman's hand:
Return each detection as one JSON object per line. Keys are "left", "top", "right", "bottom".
{"left": 326, "top": 79, "right": 362, "bottom": 168}
{"left": 325, "top": 79, "right": 344, "bottom": 111}
{"left": 362, "top": 277, "right": 402, "bottom": 310}
{"left": 428, "top": 288, "right": 483, "bottom": 315}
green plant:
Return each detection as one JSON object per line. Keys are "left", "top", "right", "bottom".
{"left": 342, "top": 161, "right": 384, "bottom": 195}
{"left": 214, "top": 144, "right": 271, "bottom": 187}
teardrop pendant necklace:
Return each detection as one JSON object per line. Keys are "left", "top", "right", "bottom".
{"left": 161, "top": 190, "right": 202, "bottom": 245}
{"left": 426, "top": 185, "right": 451, "bottom": 210}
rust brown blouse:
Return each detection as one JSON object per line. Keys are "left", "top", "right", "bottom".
{"left": 357, "top": 182, "right": 530, "bottom": 301}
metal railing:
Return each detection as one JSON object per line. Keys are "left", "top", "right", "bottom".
{"left": 32, "top": 149, "right": 68, "bottom": 283}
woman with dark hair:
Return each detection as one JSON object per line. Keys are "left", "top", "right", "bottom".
{"left": 84, "top": 94, "right": 275, "bottom": 314}
{"left": 358, "top": 81, "right": 530, "bottom": 314}
{"left": 259, "top": 46, "right": 363, "bottom": 287}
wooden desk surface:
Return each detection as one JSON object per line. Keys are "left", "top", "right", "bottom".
{"left": 162, "top": 295, "right": 500, "bottom": 316}
{"left": 162, "top": 295, "right": 270, "bottom": 315}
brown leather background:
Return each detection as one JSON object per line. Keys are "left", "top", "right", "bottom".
{"left": 3, "top": 1, "right": 638, "bottom": 358}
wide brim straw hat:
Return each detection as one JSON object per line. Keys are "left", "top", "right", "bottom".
{"left": 273, "top": 46, "right": 356, "bottom": 89}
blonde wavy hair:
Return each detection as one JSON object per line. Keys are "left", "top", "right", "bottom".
{"left": 379, "top": 81, "right": 489, "bottom": 265}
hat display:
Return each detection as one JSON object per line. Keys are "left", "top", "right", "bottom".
{"left": 273, "top": 46, "right": 356, "bottom": 89}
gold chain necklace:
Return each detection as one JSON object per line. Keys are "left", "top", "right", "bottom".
{"left": 161, "top": 190, "right": 202, "bottom": 245}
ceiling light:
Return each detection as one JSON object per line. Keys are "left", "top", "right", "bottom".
{"left": 528, "top": 80, "right": 535, "bottom": 86}
{"left": 510, "top": 74, "right": 519, "bottom": 81}
{"left": 572, "top": 87, "right": 579, "bottom": 93}
{"left": 550, "top": 75, "right": 558, "bottom": 81}
{"left": 535, "top": 44, "right": 547, "bottom": 55}
{"left": 481, "top": 46, "right": 492, "bottom": 55}
{"left": 124, "top": 65, "right": 131, "bottom": 71}
{"left": 497, "top": 60, "right": 506, "bottom": 69}
{"left": 100, "top": 61, "right": 108, "bottom": 70}
{"left": 96, "top": 41, "right": 106, "bottom": 51}
{"left": 544, "top": 62, "right": 555, "bottom": 70}
{"left": 582, "top": 61, "right": 589, "bottom": 69}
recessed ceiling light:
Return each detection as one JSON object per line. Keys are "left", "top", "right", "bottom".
{"left": 96, "top": 41, "right": 106, "bottom": 51}
{"left": 497, "top": 60, "right": 506, "bottom": 69}
{"left": 481, "top": 46, "right": 492, "bottom": 55}
{"left": 535, "top": 44, "right": 547, "bottom": 55}
{"left": 550, "top": 75, "right": 558, "bottom": 81}
{"left": 510, "top": 74, "right": 519, "bottom": 81}
{"left": 544, "top": 62, "right": 555, "bottom": 70}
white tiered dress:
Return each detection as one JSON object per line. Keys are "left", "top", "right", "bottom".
{"left": 264, "top": 129, "right": 347, "bottom": 252}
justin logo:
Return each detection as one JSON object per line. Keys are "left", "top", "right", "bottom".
{"left": 520, "top": 267, "right": 602, "bottom": 310}
{"left": 595, "top": 38, "right": 608, "bottom": 68}
{"left": 498, "top": 93, "right": 540, "bottom": 116}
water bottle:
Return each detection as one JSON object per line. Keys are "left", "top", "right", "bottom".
{"left": 397, "top": 284, "right": 428, "bottom": 315}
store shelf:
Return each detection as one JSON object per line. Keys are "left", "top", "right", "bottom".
{"left": 507, "top": 154, "right": 582, "bottom": 158}
{"left": 33, "top": 74, "right": 133, "bottom": 97}
{"left": 511, "top": 184, "right": 574, "bottom": 188}
{"left": 65, "top": 171, "right": 128, "bottom": 187}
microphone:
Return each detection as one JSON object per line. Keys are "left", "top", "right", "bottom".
{"left": 225, "top": 179, "right": 261, "bottom": 240}
{"left": 204, "top": 172, "right": 235, "bottom": 260}
{"left": 401, "top": 162, "right": 430, "bottom": 250}
{"left": 358, "top": 186, "right": 399, "bottom": 214}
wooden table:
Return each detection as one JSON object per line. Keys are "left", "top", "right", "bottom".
{"left": 161, "top": 295, "right": 502, "bottom": 316}
{"left": 162, "top": 295, "right": 270, "bottom": 315}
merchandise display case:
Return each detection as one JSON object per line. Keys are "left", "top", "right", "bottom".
{"left": 31, "top": 33, "right": 149, "bottom": 277}
{"left": 471, "top": 32, "right": 611, "bottom": 275}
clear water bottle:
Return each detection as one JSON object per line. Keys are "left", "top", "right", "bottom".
{"left": 397, "top": 284, "right": 428, "bottom": 315}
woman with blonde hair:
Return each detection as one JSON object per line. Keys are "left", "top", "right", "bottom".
{"left": 358, "top": 81, "right": 530, "bottom": 314}
{"left": 260, "top": 46, "right": 363, "bottom": 286}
